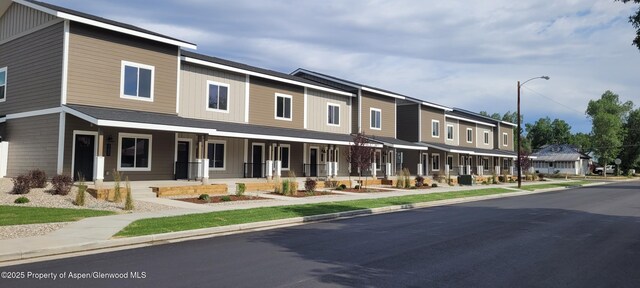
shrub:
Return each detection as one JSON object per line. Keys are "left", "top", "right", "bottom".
{"left": 354, "top": 184, "right": 361, "bottom": 190}
{"left": 236, "top": 183, "right": 246, "bottom": 197}
{"left": 415, "top": 175, "right": 425, "bottom": 187}
{"left": 51, "top": 174, "right": 73, "bottom": 195}
{"left": 304, "top": 178, "right": 317, "bottom": 193}
{"left": 326, "top": 180, "right": 338, "bottom": 189}
{"left": 396, "top": 173, "right": 405, "bottom": 188}
{"left": 220, "top": 195, "right": 231, "bottom": 202}
{"left": 113, "top": 169, "right": 123, "bottom": 203}
{"left": 339, "top": 184, "right": 347, "bottom": 190}
{"left": 11, "top": 175, "right": 31, "bottom": 194}
{"left": 335, "top": 186, "right": 344, "bottom": 191}
{"left": 28, "top": 169, "right": 47, "bottom": 188}
{"left": 538, "top": 173, "right": 545, "bottom": 181}
{"left": 198, "top": 194, "right": 211, "bottom": 202}
{"left": 14, "top": 196, "right": 29, "bottom": 204}
{"left": 124, "top": 177, "right": 134, "bottom": 211}
{"left": 74, "top": 177, "right": 86, "bottom": 206}
{"left": 273, "top": 176, "right": 283, "bottom": 195}
{"left": 282, "top": 179, "right": 292, "bottom": 196}
{"left": 431, "top": 183, "right": 438, "bottom": 188}
{"left": 402, "top": 168, "right": 411, "bottom": 188}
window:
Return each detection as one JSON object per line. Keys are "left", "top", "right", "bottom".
{"left": 0, "top": 67, "right": 6, "bottom": 101}
{"left": 483, "top": 131, "right": 490, "bottom": 145}
{"left": 275, "top": 93, "right": 292, "bottom": 120}
{"left": 466, "top": 128, "right": 473, "bottom": 143}
{"left": 207, "top": 81, "right": 229, "bottom": 112}
{"left": 432, "top": 154, "right": 440, "bottom": 171}
{"left": 432, "top": 120, "right": 440, "bottom": 137}
{"left": 207, "top": 141, "right": 225, "bottom": 170}
{"left": 446, "top": 125, "right": 454, "bottom": 140}
{"left": 370, "top": 108, "right": 381, "bottom": 130}
{"left": 375, "top": 150, "right": 382, "bottom": 170}
{"left": 503, "top": 133, "right": 509, "bottom": 146}
{"left": 121, "top": 61, "right": 154, "bottom": 101}
{"left": 118, "top": 133, "right": 151, "bottom": 171}
{"left": 482, "top": 158, "right": 489, "bottom": 170}
{"left": 328, "top": 103, "right": 340, "bottom": 125}
{"left": 279, "top": 145, "right": 290, "bottom": 170}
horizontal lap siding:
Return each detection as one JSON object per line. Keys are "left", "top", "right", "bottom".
{"left": 249, "top": 77, "right": 304, "bottom": 129}
{"left": 360, "top": 91, "right": 395, "bottom": 137}
{"left": 6, "top": 114, "right": 60, "bottom": 177}
{"left": 421, "top": 106, "right": 445, "bottom": 144}
{"left": 499, "top": 126, "right": 514, "bottom": 151}
{"left": 458, "top": 121, "right": 475, "bottom": 148}
{"left": 306, "top": 88, "right": 350, "bottom": 134}
{"left": 476, "top": 124, "right": 493, "bottom": 149}
{"left": 445, "top": 120, "right": 459, "bottom": 146}
{"left": 67, "top": 23, "right": 178, "bottom": 114}
{"left": 0, "top": 22, "right": 63, "bottom": 115}
{"left": 207, "top": 136, "right": 244, "bottom": 179}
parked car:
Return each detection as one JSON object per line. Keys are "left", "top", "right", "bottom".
{"left": 594, "top": 165, "right": 614, "bottom": 175}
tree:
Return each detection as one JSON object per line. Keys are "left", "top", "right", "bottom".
{"left": 619, "top": 108, "right": 640, "bottom": 170}
{"left": 525, "top": 117, "right": 573, "bottom": 150}
{"left": 617, "top": 0, "right": 640, "bottom": 51}
{"left": 551, "top": 119, "right": 572, "bottom": 144}
{"left": 586, "top": 90, "right": 633, "bottom": 176}
{"left": 568, "top": 132, "right": 593, "bottom": 154}
{"left": 344, "top": 133, "right": 373, "bottom": 188}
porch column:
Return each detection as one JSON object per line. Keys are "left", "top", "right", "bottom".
{"left": 94, "top": 129, "right": 105, "bottom": 185}
{"left": 371, "top": 162, "right": 377, "bottom": 178}
{"left": 265, "top": 142, "right": 273, "bottom": 179}
{"left": 303, "top": 143, "right": 307, "bottom": 176}
{"left": 202, "top": 136, "right": 209, "bottom": 184}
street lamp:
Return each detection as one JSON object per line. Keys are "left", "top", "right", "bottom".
{"left": 517, "top": 76, "right": 549, "bottom": 188}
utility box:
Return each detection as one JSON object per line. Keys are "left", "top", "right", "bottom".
{"left": 458, "top": 175, "right": 473, "bottom": 186}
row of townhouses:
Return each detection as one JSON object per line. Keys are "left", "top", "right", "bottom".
{"left": 0, "top": 0, "right": 517, "bottom": 184}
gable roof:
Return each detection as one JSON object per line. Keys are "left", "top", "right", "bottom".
{"left": 531, "top": 144, "right": 590, "bottom": 161}
{"left": 14, "top": 0, "right": 196, "bottom": 49}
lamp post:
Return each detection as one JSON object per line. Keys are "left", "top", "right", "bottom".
{"left": 517, "top": 76, "right": 549, "bottom": 188}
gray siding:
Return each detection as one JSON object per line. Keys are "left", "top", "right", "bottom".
{"left": 459, "top": 121, "right": 475, "bottom": 148}
{"left": 179, "top": 63, "right": 247, "bottom": 123}
{"left": 396, "top": 104, "right": 419, "bottom": 142}
{"left": 360, "top": 91, "right": 395, "bottom": 137}
{"left": 0, "top": 22, "right": 63, "bottom": 115}
{"left": 208, "top": 136, "right": 245, "bottom": 179}
{"left": 444, "top": 120, "right": 459, "bottom": 146}
{"left": 421, "top": 106, "right": 446, "bottom": 144}
{"left": 306, "top": 88, "right": 350, "bottom": 134}
{"left": 6, "top": 113, "right": 60, "bottom": 177}
{"left": 0, "top": 3, "right": 57, "bottom": 42}
{"left": 476, "top": 124, "right": 494, "bottom": 149}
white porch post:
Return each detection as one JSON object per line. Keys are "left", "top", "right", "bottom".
{"left": 266, "top": 160, "right": 273, "bottom": 178}
{"left": 445, "top": 164, "right": 450, "bottom": 176}
{"left": 385, "top": 162, "right": 392, "bottom": 177}
{"left": 477, "top": 165, "right": 483, "bottom": 176}
{"left": 275, "top": 160, "right": 282, "bottom": 177}
{"left": 371, "top": 162, "right": 377, "bottom": 178}
{"left": 0, "top": 142, "right": 8, "bottom": 178}
{"left": 326, "top": 162, "right": 333, "bottom": 178}
{"left": 202, "top": 158, "right": 210, "bottom": 184}
{"left": 95, "top": 156, "right": 105, "bottom": 183}
{"left": 417, "top": 163, "right": 423, "bottom": 176}
{"left": 466, "top": 165, "right": 471, "bottom": 175}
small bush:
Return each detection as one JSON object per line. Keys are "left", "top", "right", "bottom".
{"left": 402, "top": 168, "right": 411, "bottom": 188}
{"left": 273, "top": 176, "right": 283, "bottom": 195}
{"left": 335, "top": 186, "right": 344, "bottom": 191}
{"left": 395, "top": 173, "right": 405, "bottom": 188}
{"left": 28, "top": 169, "right": 47, "bottom": 188}
{"left": 355, "top": 185, "right": 361, "bottom": 190}
{"left": 304, "top": 178, "right": 317, "bottom": 193}
{"left": 11, "top": 175, "right": 31, "bottom": 194}
{"left": 282, "top": 180, "right": 292, "bottom": 196}
{"left": 415, "top": 175, "right": 425, "bottom": 187}
{"left": 325, "top": 180, "right": 338, "bottom": 189}
{"left": 51, "top": 174, "right": 73, "bottom": 195}
{"left": 198, "top": 194, "right": 211, "bottom": 202}
{"left": 538, "top": 173, "right": 545, "bottom": 181}
{"left": 124, "top": 177, "right": 134, "bottom": 211}
{"left": 113, "top": 169, "right": 123, "bottom": 203}
{"left": 14, "top": 196, "right": 29, "bottom": 204}
{"left": 339, "top": 184, "right": 347, "bottom": 190}
{"left": 220, "top": 195, "right": 231, "bottom": 202}
{"left": 74, "top": 177, "right": 86, "bottom": 207}
{"left": 431, "top": 183, "right": 438, "bottom": 188}
{"left": 236, "top": 183, "right": 246, "bottom": 197}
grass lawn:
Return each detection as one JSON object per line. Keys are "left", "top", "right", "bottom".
{"left": 116, "top": 188, "right": 511, "bottom": 237}
{"left": 0, "top": 206, "right": 115, "bottom": 226}
{"left": 517, "top": 181, "right": 592, "bottom": 191}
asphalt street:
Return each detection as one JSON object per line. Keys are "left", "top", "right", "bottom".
{"left": 1, "top": 181, "right": 639, "bottom": 288}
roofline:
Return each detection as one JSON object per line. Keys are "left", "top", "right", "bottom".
{"left": 294, "top": 69, "right": 406, "bottom": 99}
{"left": 185, "top": 57, "right": 354, "bottom": 97}
{"left": 14, "top": 0, "right": 197, "bottom": 49}
{"left": 445, "top": 115, "right": 496, "bottom": 127}
{"left": 421, "top": 101, "right": 453, "bottom": 111}
{"left": 500, "top": 121, "right": 517, "bottom": 127}
{"left": 361, "top": 86, "right": 405, "bottom": 100}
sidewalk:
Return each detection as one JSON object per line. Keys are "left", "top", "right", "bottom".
{"left": 0, "top": 179, "right": 609, "bottom": 265}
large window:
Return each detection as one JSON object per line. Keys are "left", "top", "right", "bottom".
{"left": 503, "top": 133, "right": 509, "bottom": 146}
{"left": 446, "top": 124, "right": 454, "bottom": 140}
{"left": 207, "top": 141, "right": 225, "bottom": 170}
{"left": 207, "top": 81, "right": 229, "bottom": 112}
{"left": 279, "top": 145, "right": 290, "bottom": 170}
{"left": 121, "top": 61, "right": 154, "bottom": 101}
{"left": 466, "top": 128, "right": 473, "bottom": 143}
{"left": 432, "top": 154, "right": 440, "bottom": 171}
{"left": 328, "top": 103, "right": 340, "bottom": 126}
{"left": 0, "top": 67, "right": 6, "bottom": 101}
{"left": 118, "top": 133, "right": 151, "bottom": 171}
{"left": 370, "top": 108, "right": 381, "bottom": 130}
{"left": 483, "top": 131, "right": 490, "bottom": 144}
{"left": 432, "top": 120, "right": 440, "bottom": 138}
{"left": 275, "top": 93, "right": 292, "bottom": 120}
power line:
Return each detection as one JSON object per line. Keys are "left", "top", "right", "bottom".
{"left": 523, "top": 86, "right": 587, "bottom": 116}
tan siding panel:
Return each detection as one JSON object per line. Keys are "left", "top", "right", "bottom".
{"left": 207, "top": 136, "right": 244, "bottom": 178}
{"left": 0, "top": 22, "right": 63, "bottom": 115}
{"left": 444, "top": 120, "right": 459, "bottom": 146}
{"left": 421, "top": 106, "right": 446, "bottom": 144}
{"left": 66, "top": 23, "right": 178, "bottom": 114}
{"left": 306, "top": 88, "right": 350, "bottom": 134}
{"left": 458, "top": 121, "right": 475, "bottom": 148}
{"left": 0, "top": 3, "right": 57, "bottom": 41}
{"left": 499, "top": 126, "right": 514, "bottom": 151}
{"left": 6, "top": 114, "right": 59, "bottom": 177}
{"left": 360, "top": 91, "right": 395, "bottom": 137}
{"left": 248, "top": 77, "right": 304, "bottom": 129}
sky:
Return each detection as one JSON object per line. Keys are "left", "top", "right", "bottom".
{"left": 48, "top": 0, "right": 640, "bottom": 133}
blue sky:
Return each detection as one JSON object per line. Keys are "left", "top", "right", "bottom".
{"left": 49, "top": 0, "right": 640, "bottom": 133}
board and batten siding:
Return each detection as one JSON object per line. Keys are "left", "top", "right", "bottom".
{"left": 499, "top": 125, "right": 514, "bottom": 151}
{"left": 0, "top": 3, "right": 57, "bottom": 42}
{"left": 179, "top": 63, "right": 246, "bottom": 123}
{"left": 476, "top": 124, "right": 493, "bottom": 149}
{"left": 248, "top": 77, "right": 304, "bottom": 129}
{"left": 6, "top": 114, "right": 59, "bottom": 177}
{"left": 360, "top": 91, "right": 395, "bottom": 138}
{"left": 306, "top": 88, "right": 350, "bottom": 134}
{"left": 66, "top": 22, "right": 179, "bottom": 114}
{"left": 0, "top": 22, "right": 63, "bottom": 115}
{"left": 421, "top": 106, "right": 446, "bottom": 144}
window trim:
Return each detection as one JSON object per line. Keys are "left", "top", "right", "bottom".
{"left": 432, "top": 154, "right": 440, "bottom": 171}
{"left": 370, "top": 108, "right": 382, "bottom": 130}
{"left": 279, "top": 144, "right": 291, "bottom": 171}
{"left": 503, "top": 132, "right": 509, "bottom": 146}
{"left": 117, "top": 132, "right": 152, "bottom": 172}
{"left": 207, "top": 139, "right": 226, "bottom": 171}
{"left": 446, "top": 124, "right": 454, "bottom": 140}
{"left": 0, "top": 66, "right": 7, "bottom": 102}
{"left": 483, "top": 131, "right": 490, "bottom": 145}
{"left": 431, "top": 120, "right": 440, "bottom": 138}
{"left": 120, "top": 60, "right": 155, "bottom": 102}
{"left": 274, "top": 93, "right": 293, "bottom": 121}
{"left": 205, "top": 80, "right": 230, "bottom": 113}
{"left": 327, "top": 102, "right": 341, "bottom": 126}
{"left": 466, "top": 128, "right": 473, "bottom": 143}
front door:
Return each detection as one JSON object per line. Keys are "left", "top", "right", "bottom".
{"left": 310, "top": 148, "right": 318, "bottom": 177}
{"left": 422, "top": 153, "right": 428, "bottom": 175}
{"left": 175, "top": 141, "right": 189, "bottom": 179}
{"left": 252, "top": 145, "right": 263, "bottom": 178}
{"left": 73, "top": 134, "right": 95, "bottom": 181}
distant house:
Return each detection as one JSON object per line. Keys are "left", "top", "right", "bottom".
{"left": 531, "top": 144, "right": 591, "bottom": 176}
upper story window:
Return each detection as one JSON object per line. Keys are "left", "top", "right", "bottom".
{"left": 207, "top": 81, "right": 229, "bottom": 112}
{"left": 207, "top": 141, "right": 226, "bottom": 170}
{"left": 446, "top": 124, "right": 454, "bottom": 140}
{"left": 483, "top": 131, "right": 490, "bottom": 144}
{"left": 275, "top": 93, "right": 292, "bottom": 120}
{"left": 432, "top": 120, "right": 440, "bottom": 138}
{"left": 503, "top": 132, "right": 509, "bottom": 146}
{"left": 466, "top": 128, "right": 473, "bottom": 143}
{"left": 0, "top": 67, "right": 6, "bottom": 102}
{"left": 121, "top": 61, "right": 154, "bottom": 101}
{"left": 118, "top": 133, "right": 152, "bottom": 171}
{"left": 328, "top": 103, "right": 340, "bottom": 126}
{"left": 370, "top": 108, "right": 382, "bottom": 130}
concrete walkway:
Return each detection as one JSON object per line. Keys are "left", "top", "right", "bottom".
{"left": 0, "top": 178, "right": 612, "bottom": 264}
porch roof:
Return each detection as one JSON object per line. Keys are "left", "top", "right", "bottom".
{"left": 421, "top": 142, "right": 517, "bottom": 158}
{"left": 366, "top": 136, "right": 429, "bottom": 150}
{"left": 64, "top": 105, "right": 364, "bottom": 146}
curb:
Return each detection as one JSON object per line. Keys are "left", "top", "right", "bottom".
{"left": 0, "top": 182, "right": 607, "bottom": 264}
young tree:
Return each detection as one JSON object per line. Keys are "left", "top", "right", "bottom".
{"left": 345, "top": 133, "right": 374, "bottom": 189}
{"left": 586, "top": 90, "right": 633, "bottom": 177}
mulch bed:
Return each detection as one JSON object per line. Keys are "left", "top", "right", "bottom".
{"left": 175, "top": 195, "right": 268, "bottom": 204}
{"left": 391, "top": 185, "right": 433, "bottom": 190}
{"left": 269, "top": 191, "right": 337, "bottom": 198}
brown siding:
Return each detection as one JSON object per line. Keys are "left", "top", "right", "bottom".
{"left": 66, "top": 22, "right": 178, "bottom": 114}
{"left": 248, "top": 77, "right": 304, "bottom": 129}
{"left": 360, "top": 91, "right": 395, "bottom": 137}
{"left": 421, "top": 106, "right": 446, "bottom": 144}
{"left": 499, "top": 125, "right": 514, "bottom": 151}
{"left": 0, "top": 3, "right": 57, "bottom": 42}
{"left": 396, "top": 104, "right": 419, "bottom": 142}
{"left": 6, "top": 114, "right": 59, "bottom": 177}
{"left": 0, "top": 22, "right": 63, "bottom": 115}
{"left": 458, "top": 121, "right": 475, "bottom": 148}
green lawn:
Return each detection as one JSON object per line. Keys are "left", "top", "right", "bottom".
{"left": 517, "top": 181, "right": 592, "bottom": 191}
{"left": 116, "top": 188, "right": 511, "bottom": 237}
{"left": 0, "top": 206, "right": 115, "bottom": 226}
